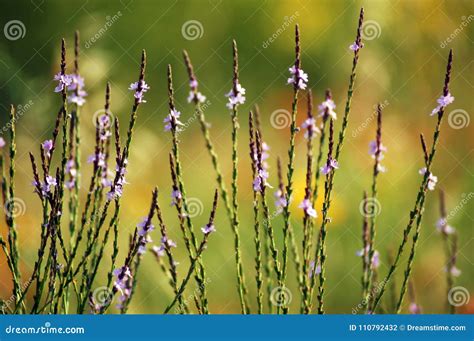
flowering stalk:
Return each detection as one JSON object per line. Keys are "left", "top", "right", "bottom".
{"left": 227, "top": 40, "right": 249, "bottom": 314}
{"left": 164, "top": 190, "right": 218, "bottom": 314}
{"left": 281, "top": 25, "right": 307, "bottom": 314}
{"left": 182, "top": 51, "right": 233, "bottom": 224}
{"left": 248, "top": 110, "right": 263, "bottom": 314}
{"left": 365, "top": 104, "right": 383, "bottom": 312}
{"left": 373, "top": 49, "right": 453, "bottom": 312}
{"left": 301, "top": 90, "right": 317, "bottom": 314}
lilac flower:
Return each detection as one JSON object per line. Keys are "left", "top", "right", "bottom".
{"left": 201, "top": 223, "right": 216, "bottom": 235}
{"left": 448, "top": 266, "right": 461, "bottom": 277}
{"left": 436, "top": 218, "right": 455, "bottom": 235}
{"left": 309, "top": 260, "right": 321, "bottom": 278}
{"left": 106, "top": 160, "right": 128, "bottom": 201}
{"left": 318, "top": 99, "right": 337, "bottom": 120}
{"left": 161, "top": 236, "right": 177, "bottom": 248}
{"left": 152, "top": 245, "right": 166, "bottom": 258}
{"left": 299, "top": 199, "right": 317, "bottom": 218}
{"left": 53, "top": 72, "right": 72, "bottom": 93}
{"left": 409, "top": 303, "right": 421, "bottom": 314}
{"left": 187, "top": 79, "right": 207, "bottom": 104}
{"left": 369, "top": 140, "right": 387, "bottom": 173}
{"left": 42, "top": 175, "right": 57, "bottom": 194}
{"left": 349, "top": 42, "right": 362, "bottom": 52}
{"left": 67, "top": 74, "right": 87, "bottom": 106}
{"left": 287, "top": 65, "right": 308, "bottom": 90}
{"left": 164, "top": 109, "right": 184, "bottom": 132}
{"left": 356, "top": 248, "right": 380, "bottom": 269}
{"left": 170, "top": 189, "right": 182, "bottom": 206}
{"left": 225, "top": 83, "right": 246, "bottom": 109}
{"left": 0, "top": 138, "right": 5, "bottom": 148}
{"left": 65, "top": 159, "right": 77, "bottom": 190}
{"left": 431, "top": 92, "right": 454, "bottom": 116}
{"left": 129, "top": 80, "right": 150, "bottom": 103}
{"left": 138, "top": 235, "right": 153, "bottom": 255}
{"left": 113, "top": 265, "right": 133, "bottom": 309}
{"left": 253, "top": 169, "right": 270, "bottom": 192}
{"left": 274, "top": 189, "right": 288, "bottom": 211}
{"left": 137, "top": 217, "right": 155, "bottom": 237}
{"left": 301, "top": 117, "right": 320, "bottom": 140}
{"left": 320, "top": 157, "right": 339, "bottom": 175}
{"left": 42, "top": 139, "right": 53, "bottom": 157}
{"left": 418, "top": 167, "right": 438, "bottom": 191}
{"left": 87, "top": 152, "right": 106, "bottom": 168}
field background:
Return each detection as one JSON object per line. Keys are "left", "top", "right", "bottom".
{"left": 0, "top": 0, "right": 472, "bottom": 314}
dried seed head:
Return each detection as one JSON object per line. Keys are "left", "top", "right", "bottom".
{"left": 167, "top": 64, "right": 175, "bottom": 110}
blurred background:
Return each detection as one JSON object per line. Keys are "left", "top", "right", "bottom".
{"left": 0, "top": 0, "right": 472, "bottom": 314}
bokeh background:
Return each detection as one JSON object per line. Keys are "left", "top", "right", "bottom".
{"left": 0, "top": 0, "right": 472, "bottom": 314}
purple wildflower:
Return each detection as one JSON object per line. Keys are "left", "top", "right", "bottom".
{"left": 274, "top": 189, "right": 288, "bottom": 211}
{"left": 349, "top": 42, "right": 363, "bottom": 52}
{"left": 187, "top": 79, "right": 207, "bottom": 104}
{"left": 309, "top": 260, "right": 322, "bottom": 278}
{"left": 170, "top": 189, "right": 182, "bottom": 206}
{"left": 106, "top": 159, "right": 128, "bottom": 201}
{"left": 65, "top": 158, "right": 77, "bottom": 190}
{"left": 436, "top": 218, "right": 455, "bottom": 235}
{"left": 318, "top": 98, "right": 337, "bottom": 120}
{"left": 0, "top": 138, "right": 5, "bottom": 148}
{"left": 299, "top": 198, "right": 317, "bottom": 218}
{"left": 42, "top": 139, "right": 53, "bottom": 157}
{"left": 53, "top": 72, "right": 72, "bottom": 93}
{"left": 369, "top": 140, "right": 387, "bottom": 173}
{"left": 356, "top": 247, "right": 380, "bottom": 269}
{"left": 129, "top": 80, "right": 150, "bottom": 103}
{"left": 301, "top": 117, "right": 320, "bottom": 140}
{"left": 137, "top": 217, "right": 155, "bottom": 237}
{"left": 152, "top": 245, "right": 166, "bottom": 258}
{"left": 201, "top": 223, "right": 216, "bottom": 235}
{"left": 418, "top": 167, "right": 438, "bottom": 191}
{"left": 287, "top": 65, "right": 308, "bottom": 90}
{"left": 320, "top": 157, "right": 339, "bottom": 175}
{"left": 409, "top": 303, "right": 421, "bottom": 314}
{"left": 164, "top": 109, "right": 184, "bottom": 132}
{"left": 253, "top": 169, "right": 270, "bottom": 192}
{"left": 225, "top": 83, "right": 246, "bottom": 109}
{"left": 447, "top": 266, "right": 461, "bottom": 277}
{"left": 67, "top": 74, "right": 87, "bottom": 106}
{"left": 431, "top": 92, "right": 454, "bottom": 116}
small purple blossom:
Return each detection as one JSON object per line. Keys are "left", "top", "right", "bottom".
{"left": 113, "top": 265, "right": 133, "bottom": 308}
{"left": 349, "top": 42, "right": 362, "bottom": 52}
{"left": 137, "top": 217, "right": 155, "bottom": 237}
{"left": 299, "top": 199, "right": 317, "bottom": 218}
{"left": 67, "top": 74, "right": 87, "bottom": 106}
{"left": 369, "top": 140, "right": 387, "bottom": 173}
{"left": 0, "top": 138, "right": 5, "bottom": 148}
{"left": 431, "top": 92, "right": 454, "bottom": 116}
{"left": 152, "top": 245, "right": 166, "bottom": 258}
{"left": 409, "top": 303, "right": 421, "bottom": 314}
{"left": 225, "top": 83, "right": 246, "bottom": 109}
{"left": 187, "top": 79, "right": 207, "bottom": 104}
{"left": 53, "top": 72, "right": 72, "bottom": 93}
{"left": 318, "top": 99, "right": 337, "bottom": 120}
{"left": 287, "top": 65, "right": 308, "bottom": 90}
{"left": 301, "top": 117, "right": 320, "bottom": 140}
{"left": 42, "top": 139, "right": 53, "bottom": 157}
{"left": 419, "top": 167, "right": 438, "bottom": 191}
{"left": 129, "top": 80, "right": 150, "bottom": 104}
{"left": 447, "top": 266, "right": 461, "bottom": 277}
{"left": 253, "top": 169, "right": 270, "bottom": 192}
{"left": 170, "top": 189, "right": 182, "bottom": 206}
{"left": 201, "top": 223, "right": 216, "bottom": 235}
{"left": 164, "top": 109, "right": 184, "bottom": 132}
{"left": 436, "top": 218, "right": 455, "bottom": 235}
{"left": 274, "top": 189, "right": 288, "bottom": 211}
{"left": 309, "top": 260, "right": 321, "bottom": 278}
{"left": 321, "top": 157, "right": 339, "bottom": 175}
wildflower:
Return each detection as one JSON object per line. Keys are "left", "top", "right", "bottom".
{"left": 152, "top": 245, "right": 165, "bottom": 257}
{"left": 409, "top": 303, "right": 421, "bottom": 314}
{"left": 225, "top": 83, "right": 246, "bottom": 109}
{"left": 436, "top": 218, "right": 455, "bottom": 235}
{"left": 356, "top": 248, "right": 380, "bottom": 269}
{"left": 106, "top": 160, "right": 128, "bottom": 201}
{"left": 274, "top": 189, "right": 288, "bottom": 211}
{"left": 67, "top": 74, "right": 87, "bottom": 106}
{"left": 187, "top": 79, "right": 206, "bottom": 104}
{"left": 164, "top": 109, "right": 184, "bottom": 132}
{"left": 138, "top": 235, "right": 153, "bottom": 255}
{"left": 299, "top": 198, "right": 317, "bottom": 218}
{"left": 137, "top": 217, "right": 155, "bottom": 237}
{"left": 349, "top": 42, "right": 362, "bottom": 52}
{"left": 65, "top": 159, "right": 77, "bottom": 190}
{"left": 369, "top": 140, "right": 387, "bottom": 173}
{"left": 321, "top": 157, "right": 339, "bottom": 175}
{"left": 41, "top": 175, "right": 57, "bottom": 194}
{"left": 201, "top": 223, "right": 216, "bottom": 235}
{"left": 0, "top": 137, "right": 5, "bottom": 148}
{"left": 53, "top": 72, "right": 72, "bottom": 93}
{"left": 113, "top": 266, "right": 133, "bottom": 308}
{"left": 129, "top": 80, "right": 150, "bottom": 103}
{"left": 418, "top": 167, "right": 438, "bottom": 191}
{"left": 318, "top": 98, "right": 337, "bottom": 120}
{"left": 87, "top": 152, "right": 106, "bottom": 168}
{"left": 301, "top": 117, "right": 320, "bottom": 140}
{"left": 431, "top": 92, "right": 454, "bottom": 116}
{"left": 170, "top": 189, "right": 182, "bottom": 206}
{"left": 309, "top": 260, "right": 322, "bottom": 278}
{"left": 42, "top": 139, "right": 53, "bottom": 157}
{"left": 287, "top": 65, "right": 308, "bottom": 90}
{"left": 253, "top": 169, "right": 270, "bottom": 192}
{"left": 447, "top": 266, "right": 461, "bottom": 277}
